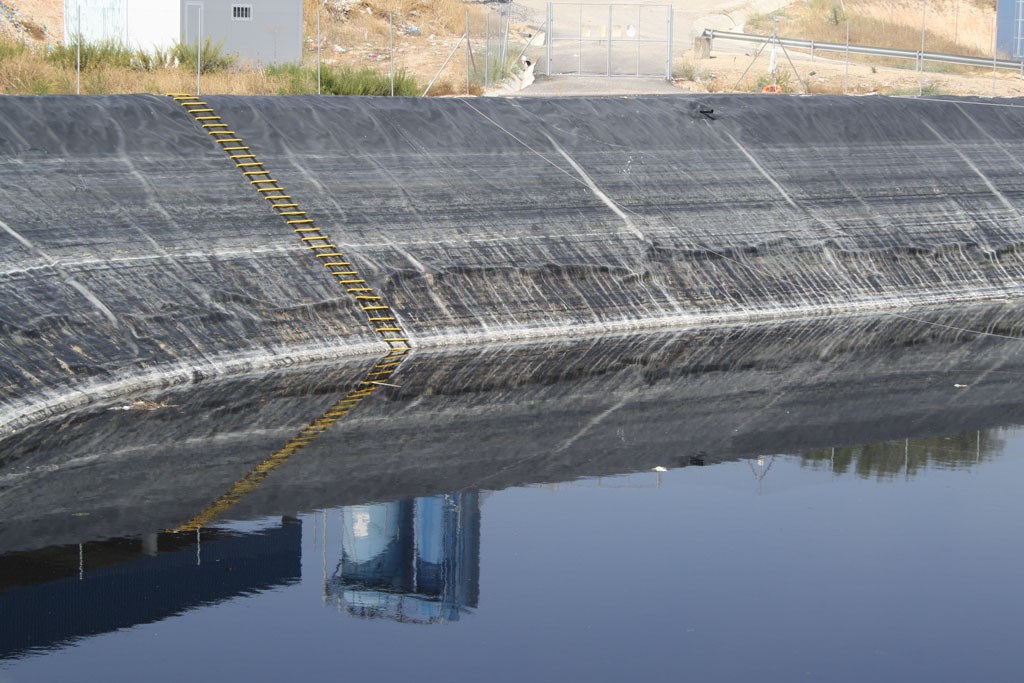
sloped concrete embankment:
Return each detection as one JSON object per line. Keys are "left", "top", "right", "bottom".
{"left": 3, "top": 94, "right": 1024, "bottom": 430}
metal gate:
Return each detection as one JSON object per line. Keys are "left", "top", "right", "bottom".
{"left": 544, "top": 2, "right": 673, "bottom": 78}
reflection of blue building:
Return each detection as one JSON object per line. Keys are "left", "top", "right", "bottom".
{"left": 0, "top": 519, "right": 301, "bottom": 660}
{"left": 328, "top": 493, "right": 480, "bottom": 624}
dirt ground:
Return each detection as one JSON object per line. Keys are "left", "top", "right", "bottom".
{"left": 678, "top": 45, "right": 1024, "bottom": 97}
{"left": 0, "top": 0, "right": 61, "bottom": 42}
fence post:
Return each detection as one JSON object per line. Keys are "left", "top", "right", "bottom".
{"left": 992, "top": 14, "right": 998, "bottom": 95}
{"left": 317, "top": 4, "right": 321, "bottom": 95}
{"left": 546, "top": 2, "right": 553, "bottom": 75}
{"left": 466, "top": 11, "right": 471, "bottom": 94}
{"left": 389, "top": 13, "right": 394, "bottom": 97}
{"left": 196, "top": 8, "right": 202, "bottom": 96}
{"left": 844, "top": 23, "right": 849, "bottom": 94}
{"left": 918, "top": 0, "right": 926, "bottom": 96}
{"left": 666, "top": 6, "right": 674, "bottom": 80}
{"left": 578, "top": 3, "right": 583, "bottom": 75}
{"left": 502, "top": 6, "right": 511, "bottom": 66}
{"left": 76, "top": 2, "right": 81, "bottom": 95}
{"left": 606, "top": 5, "right": 612, "bottom": 76}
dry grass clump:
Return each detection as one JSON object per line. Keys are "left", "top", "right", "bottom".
{"left": 266, "top": 61, "right": 420, "bottom": 95}
{"left": 0, "top": 32, "right": 423, "bottom": 94}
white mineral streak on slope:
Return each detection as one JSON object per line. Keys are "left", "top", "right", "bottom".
{"left": 553, "top": 394, "right": 632, "bottom": 454}
{"left": 921, "top": 120, "right": 1017, "bottom": 214}
{"left": 0, "top": 217, "right": 119, "bottom": 327}
{"left": 540, "top": 133, "right": 687, "bottom": 316}
{"left": 719, "top": 129, "right": 800, "bottom": 210}
{"left": 460, "top": 100, "right": 665, "bottom": 312}
{"left": 544, "top": 133, "right": 647, "bottom": 242}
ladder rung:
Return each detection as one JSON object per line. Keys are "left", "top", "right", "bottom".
{"left": 376, "top": 327, "right": 402, "bottom": 333}
{"left": 301, "top": 236, "right": 329, "bottom": 241}
{"left": 293, "top": 227, "right": 320, "bottom": 233}
{"left": 323, "top": 261, "right": 350, "bottom": 267}
{"left": 339, "top": 279, "right": 365, "bottom": 284}
{"left": 256, "top": 186, "right": 284, "bottom": 191}
{"left": 347, "top": 287, "right": 373, "bottom": 292}
{"left": 264, "top": 194, "right": 291, "bottom": 199}
{"left": 315, "top": 253, "right": 343, "bottom": 258}
{"left": 381, "top": 337, "right": 409, "bottom": 343}
{"left": 194, "top": 115, "right": 221, "bottom": 121}
{"left": 278, "top": 211, "right": 306, "bottom": 216}
{"left": 222, "top": 146, "right": 250, "bottom": 151}
{"left": 240, "top": 167, "right": 267, "bottom": 172}
{"left": 331, "top": 271, "right": 358, "bottom": 276}
{"left": 209, "top": 131, "right": 238, "bottom": 136}
{"left": 362, "top": 305, "right": 390, "bottom": 311}
{"left": 368, "top": 317, "right": 396, "bottom": 322}
{"left": 288, "top": 219, "right": 315, "bottom": 224}
{"left": 230, "top": 154, "right": 257, "bottom": 160}
{"left": 308, "top": 244, "right": 336, "bottom": 249}
{"left": 355, "top": 295, "right": 381, "bottom": 300}
{"left": 271, "top": 203, "right": 298, "bottom": 208}
{"left": 187, "top": 108, "right": 215, "bottom": 113}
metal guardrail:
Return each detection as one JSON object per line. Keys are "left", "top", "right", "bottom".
{"left": 702, "top": 29, "right": 1024, "bottom": 73}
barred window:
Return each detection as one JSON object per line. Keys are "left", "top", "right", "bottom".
{"left": 232, "top": 5, "right": 252, "bottom": 20}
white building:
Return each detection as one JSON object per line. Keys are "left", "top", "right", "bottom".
{"left": 63, "top": 0, "right": 302, "bottom": 65}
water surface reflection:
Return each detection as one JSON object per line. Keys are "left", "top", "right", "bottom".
{"left": 0, "top": 425, "right": 1020, "bottom": 682}
{"left": 329, "top": 493, "right": 480, "bottom": 623}
{"left": 2, "top": 307, "right": 1024, "bottom": 680}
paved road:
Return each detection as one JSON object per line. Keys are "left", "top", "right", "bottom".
{"left": 508, "top": 73, "right": 683, "bottom": 96}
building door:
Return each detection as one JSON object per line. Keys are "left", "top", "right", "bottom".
{"left": 184, "top": 1, "right": 204, "bottom": 49}
{"left": 545, "top": 2, "right": 673, "bottom": 78}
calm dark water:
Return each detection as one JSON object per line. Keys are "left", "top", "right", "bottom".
{"left": 1, "top": 427, "right": 1021, "bottom": 682}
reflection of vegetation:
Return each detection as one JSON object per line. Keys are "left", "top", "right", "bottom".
{"left": 801, "top": 429, "right": 1003, "bottom": 480}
